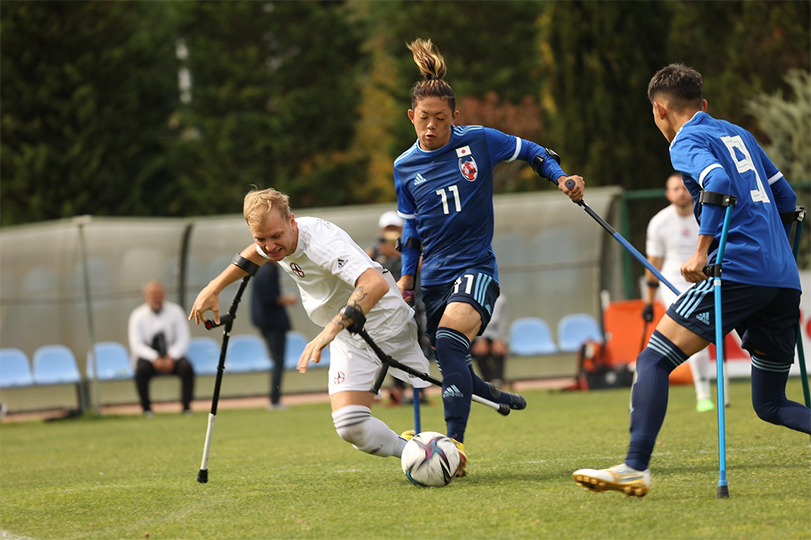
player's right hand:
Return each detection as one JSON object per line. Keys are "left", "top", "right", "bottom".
{"left": 641, "top": 303, "right": 654, "bottom": 323}
{"left": 189, "top": 285, "right": 221, "bottom": 325}
{"left": 559, "top": 175, "right": 585, "bottom": 202}
{"left": 402, "top": 289, "right": 415, "bottom": 307}
{"left": 397, "top": 275, "right": 416, "bottom": 306}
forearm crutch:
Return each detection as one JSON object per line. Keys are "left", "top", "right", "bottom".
{"left": 563, "top": 180, "right": 682, "bottom": 296}
{"left": 784, "top": 206, "right": 809, "bottom": 408}
{"left": 700, "top": 190, "right": 737, "bottom": 499}
{"left": 197, "top": 275, "right": 253, "bottom": 484}
{"left": 358, "top": 328, "right": 511, "bottom": 416}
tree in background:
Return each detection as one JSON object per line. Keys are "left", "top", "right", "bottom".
{"left": 746, "top": 70, "right": 811, "bottom": 189}
{"left": 0, "top": 1, "right": 178, "bottom": 225}
{"left": 1, "top": 1, "right": 808, "bottom": 227}
{"left": 668, "top": 0, "right": 810, "bottom": 134}
{"left": 538, "top": 1, "right": 672, "bottom": 191}
{"left": 169, "top": 1, "right": 365, "bottom": 212}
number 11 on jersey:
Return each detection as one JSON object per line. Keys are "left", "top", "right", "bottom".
{"left": 436, "top": 185, "right": 461, "bottom": 214}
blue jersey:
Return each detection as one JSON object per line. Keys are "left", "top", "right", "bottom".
{"left": 669, "top": 111, "right": 799, "bottom": 291}
{"left": 394, "top": 125, "right": 566, "bottom": 286}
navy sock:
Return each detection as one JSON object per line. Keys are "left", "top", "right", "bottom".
{"left": 435, "top": 327, "right": 473, "bottom": 443}
{"left": 751, "top": 357, "right": 811, "bottom": 434}
{"left": 468, "top": 362, "right": 517, "bottom": 405}
{"left": 626, "top": 330, "right": 688, "bottom": 471}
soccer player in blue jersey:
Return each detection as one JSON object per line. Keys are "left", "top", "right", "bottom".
{"left": 394, "top": 38, "right": 586, "bottom": 476}
{"left": 573, "top": 64, "right": 809, "bottom": 497}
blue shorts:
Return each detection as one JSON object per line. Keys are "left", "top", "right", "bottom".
{"left": 666, "top": 280, "right": 800, "bottom": 363}
{"left": 422, "top": 271, "right": 500, "bottom": 346}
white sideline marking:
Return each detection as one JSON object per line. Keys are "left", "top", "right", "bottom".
{"left": 2, "top": 530, "right": 38, "bottom": 540}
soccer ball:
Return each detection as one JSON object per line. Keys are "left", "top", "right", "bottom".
{"left": 400, "top": 431, "right": 460, "bottom": 487}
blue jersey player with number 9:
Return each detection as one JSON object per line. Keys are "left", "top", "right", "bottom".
{"left": 393, "top": 38, "right": 586, "bottom": 477}
{"left": 573, "top": 63, "right": 809, "bottom": 498}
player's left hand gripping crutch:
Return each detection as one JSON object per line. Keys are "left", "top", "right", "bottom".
{"left": 563, "top": 179, "right": 682, "bottom": 296}
{"left": 357, "top": 327, "right": 511, "bottom": 416}
{"left": 197, "top": 275, "right": 252, "bottom": 484}
{"left": 699, "top": 190, "right": 736, "bottom": 499}
{"left": 783, "top": 206, "right": 809, "bottom": 409}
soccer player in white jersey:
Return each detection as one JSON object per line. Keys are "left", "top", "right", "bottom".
{"left": 573, "top": 63, "right": 809, "bottom": 497}
{"left": 189, "top": 188, "right": 431, "bottom": 460}
{"left": 644, "top": 172, "right": 728, "bottom": 412}
{"left": 393, "top": 38, "right": 586, "bottom": 476}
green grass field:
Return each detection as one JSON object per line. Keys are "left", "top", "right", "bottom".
{"left": 1, "top": 381, "right": 809, "bottom": 540}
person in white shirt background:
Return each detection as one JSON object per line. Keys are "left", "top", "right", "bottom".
{"left": 129, "top": 280, "right": 194, "bottom": 417}
{"left": 643, "top": 172, "right": 729, "bottom": 412}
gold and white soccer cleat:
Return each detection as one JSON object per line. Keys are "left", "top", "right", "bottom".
{"left": 450, "top": 438, "right": 467, "bottom": 478}
{"left": 572, "top": 463, "right": 651, "bottom": 497}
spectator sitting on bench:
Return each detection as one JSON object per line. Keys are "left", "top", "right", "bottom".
{"left": 129, "top": 281, "right": 194, "bottom": 417}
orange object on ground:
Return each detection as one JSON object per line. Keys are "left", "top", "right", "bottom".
{"left": 602, "top": 299, "right": 665, "bottom": 368}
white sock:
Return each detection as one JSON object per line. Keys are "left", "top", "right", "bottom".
{"left": 689, "top": 350, "right": 712, "bottom": 402}
{"left": 332, "top": 405, "right": 406, "bottom": 458}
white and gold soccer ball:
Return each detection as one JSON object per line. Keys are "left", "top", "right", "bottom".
{"left": 400, "top": 431, "right": 460, "bottom": 487}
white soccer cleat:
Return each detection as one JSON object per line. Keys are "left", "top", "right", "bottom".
{"left": 572, "top": 463, "right": 651, "bottom": 497}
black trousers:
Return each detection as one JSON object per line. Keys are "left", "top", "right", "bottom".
{"left": 261, "top": 329, "right": 287, "bottom": 405}
{"left": 134, "top": 357, "right": 195, "bottom": 412}
{"left": 473, "top": 339, "right": 505, "bottom": 383}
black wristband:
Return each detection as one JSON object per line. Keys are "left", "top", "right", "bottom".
{"left": 646, "top": 281, "right": 660, "bottom": 288}
{"left": 339, "top": 304, "right": 366, "bottom": 334}
{"left": 231, "top": 254, "right": 260, "bottom": 277}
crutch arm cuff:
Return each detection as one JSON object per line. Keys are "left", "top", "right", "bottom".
{"left": 339, "top": 304, "right": 366, "bottom": 334}
{"left": 703, "top": 264, "right": 722, "bottom": 278}
{"left": 395, "top": 237, "right": 423, "bottom": 253}
{"left": 698, "top": 191, "right": 737, "bottom": 207}
{"left": 531, "top": 149, "right": 563, "bottom": 185}
{"left": 231, "top": 254, "right": 261, "bottom": 276}
{"left": 780, "top": 206, "right": 805, "bottom": 225}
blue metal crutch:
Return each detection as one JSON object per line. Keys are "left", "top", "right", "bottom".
{"left": 784, "top": 206, "right": 809, "bottom": 408}
{"left": 562, "top": 179, "right": 682, "bottom": 296}
{"left": 699, "top": 190, "right": 737, "bottom": 499}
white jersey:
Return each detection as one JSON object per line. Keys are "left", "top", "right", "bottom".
{"left": 645, "top": 205, "right": 698, "bottom": 303}
{"left": 260, "top": 217, "right": 413, "bottom": 339}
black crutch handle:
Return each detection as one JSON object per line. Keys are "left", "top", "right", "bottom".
{"left": 204, "top": 313, "right": 234, "bottom": 330}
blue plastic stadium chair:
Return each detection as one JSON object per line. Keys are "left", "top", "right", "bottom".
{"left": 508, "top": 317, "right": 558, "bottom": 356}
{"left": 187, "top": 337, "right": 221, "bottom": 376}
{"left": 0, "top": 348, "right": 35, "bottom": 387}
{"left": 557, "top": 313, "right": 604, "bottom": 353}
{"left": 284, "top": 331, "right": 309, "bottom": 370}
{"left": 225, "top": 334, "right": 272, "bottom": 373}
{"left": 87, "top": 342, "right": 134, "bottom": 380}
{"left": 32, "top": 345, "right": 82, "bottom": 385}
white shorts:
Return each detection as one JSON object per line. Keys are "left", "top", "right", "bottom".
{"left": 328, "top": 318, "right": 432, "bottom": 395}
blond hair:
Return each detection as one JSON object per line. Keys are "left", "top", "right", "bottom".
{"left": 243, "top": 188, "right": 291, "bottom": 229}
{"left": 407, "top": 38, "right": 456, "bottom": 110}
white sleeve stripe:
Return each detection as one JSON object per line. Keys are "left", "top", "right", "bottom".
{"left": 506, "top": 138, "right": 522, "bottom": 163}
{"left": 698, "top": 163, "right": 723, "bottom": 188}
{"left": 767, "top": 171, "right": 784, "bottom": 185}
{"left": 398, "top": 211, "right": 415, "bottom": 220}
